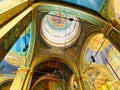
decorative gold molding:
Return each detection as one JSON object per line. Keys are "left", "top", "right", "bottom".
{"left": 34, "top": 2, "right": 107, "bottom": 27}
{"left": 0, "top": 1, "right": 29, "bottom": 25}
{"left": 0, "top": 7, "right": 33, "bottom": 62}
{"left": 112, "top": 19, "right": 120, "bottom": 31}
{"left": 102, "top": 23, "right": 113, "bottom": 38}
{"left": 17, "top": 67, "right": 30, "bottom": 73}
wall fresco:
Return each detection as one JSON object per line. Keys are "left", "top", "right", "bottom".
{"left": 85, "top": 34, "right": 112, "bottom": 64}
{"left": 85, "top": 33, "right": 120, "bottom": 81}
{"left": 0, "top": 11, "right": 32, "bottom": 62}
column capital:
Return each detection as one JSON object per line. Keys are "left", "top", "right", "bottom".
{"left": 17, "top": 67, "right": 33, "bottom": 74}
{"left": 102, "top": 23, "right": 113, "bottom": 38}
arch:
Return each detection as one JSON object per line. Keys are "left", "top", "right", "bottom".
{"left": 33, "top": 2, "right": 107, "bottom": 27}
{"left": 30, "top": 49, "right": 82, "bottom": 89}
{"left": 0, "top": 79, "right": 13, "bottom": 90}
{"left": 31, "top": 74, "right": 65, "bottom": 90}
{"left": 31, "top": 49, "right": 79, "bottom": 76}
{"left": 79, "top": 25, "right": 102, "bottom": 71}
{"left": 0, "top": 78, "right": 13, "bottom": 86}
{"left": 24, "top": 19, "right": 36, "bottom": 66}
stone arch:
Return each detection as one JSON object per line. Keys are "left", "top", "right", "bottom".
{"left": 0, "top": 79, "right": 13, "bottom": 86}
{"left": 30, "top": 49, "right": 82, "bottom": 90}
{"left": 31, "top": 74, "right": 65, "bottom": 90}
{"left": 31, "top": 49, "right": 79, "bottom": 77}
{"left": 24, "top": 19, "right": 36, "bottom": 66}
{"left": 34, "top": 2, "right": 107, "bottom": 27}
{"left": 0, "top": 79, "right": 13, "bottom": 90}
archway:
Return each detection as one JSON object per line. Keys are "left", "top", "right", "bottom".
{"left": 80, "top": 33, "right": 120, "bottom": 89}
{"left": 30, "top": 49, "right": 82, "bottom": 90}
{"left": 31, "top": 59, "right": 69, "bottom": 90}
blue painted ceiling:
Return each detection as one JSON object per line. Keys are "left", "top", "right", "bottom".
{"left": 62, "top": 0, "right": 104, "bottom": 11}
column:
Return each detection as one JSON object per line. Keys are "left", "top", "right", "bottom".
{"left": 10, "top": 67, "right": 30, "bottom": 90}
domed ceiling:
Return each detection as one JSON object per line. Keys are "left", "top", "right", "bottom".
{"left": 41, "top": 12, "right": 80, "bottom": 48}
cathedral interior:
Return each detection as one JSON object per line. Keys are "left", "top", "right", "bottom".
{"left": 0, "top": 0, "right": 120, "bottom": 90}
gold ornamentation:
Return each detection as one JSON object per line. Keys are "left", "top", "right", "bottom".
{"left": 14, "top": 28, "right": 19, "bottom": 37}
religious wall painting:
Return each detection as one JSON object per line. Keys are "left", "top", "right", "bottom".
{"left": 85, "top": 34, "right": 112, "bottom": 64}
{"left": 115, "top": 0, "right": 120, "bottom": 18}
{"left": 0, "top": 21, "right": 32, "bottom": 76}
{"left": 85, "top": 33, "right": 120, "bottom": 84}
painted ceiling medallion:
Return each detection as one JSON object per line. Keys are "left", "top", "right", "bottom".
{"left": 41, "top": 12, "right": 81, "bottom": 48}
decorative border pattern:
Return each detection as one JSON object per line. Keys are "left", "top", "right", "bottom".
{"left": 0, "top": 1, "right": 28, "bottom": 25}
{"left": 25, "top": 20, "right": 36, "bottom": 66}
{"left": 36, "top": 3, "right": 107, "bottom": 27}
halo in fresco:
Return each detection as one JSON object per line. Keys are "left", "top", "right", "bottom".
{"left": 4, "top": 52, "right": 23, "bottom": 67}
{"left": 87, "top": 34, "right": 110, "bottom": 52}
{"left": 115, "top": 0, "right": 120, "bottom": 18}
{"left": 41, "top": 12, "right": 81, "bottom": 48}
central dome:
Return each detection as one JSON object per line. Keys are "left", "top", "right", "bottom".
{"left": 41, "top": 12, "right": 81, "bottom": 48}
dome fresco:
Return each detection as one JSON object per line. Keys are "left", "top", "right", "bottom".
{"left": 41, "top": 12, "right": 81, "bottom": 48}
